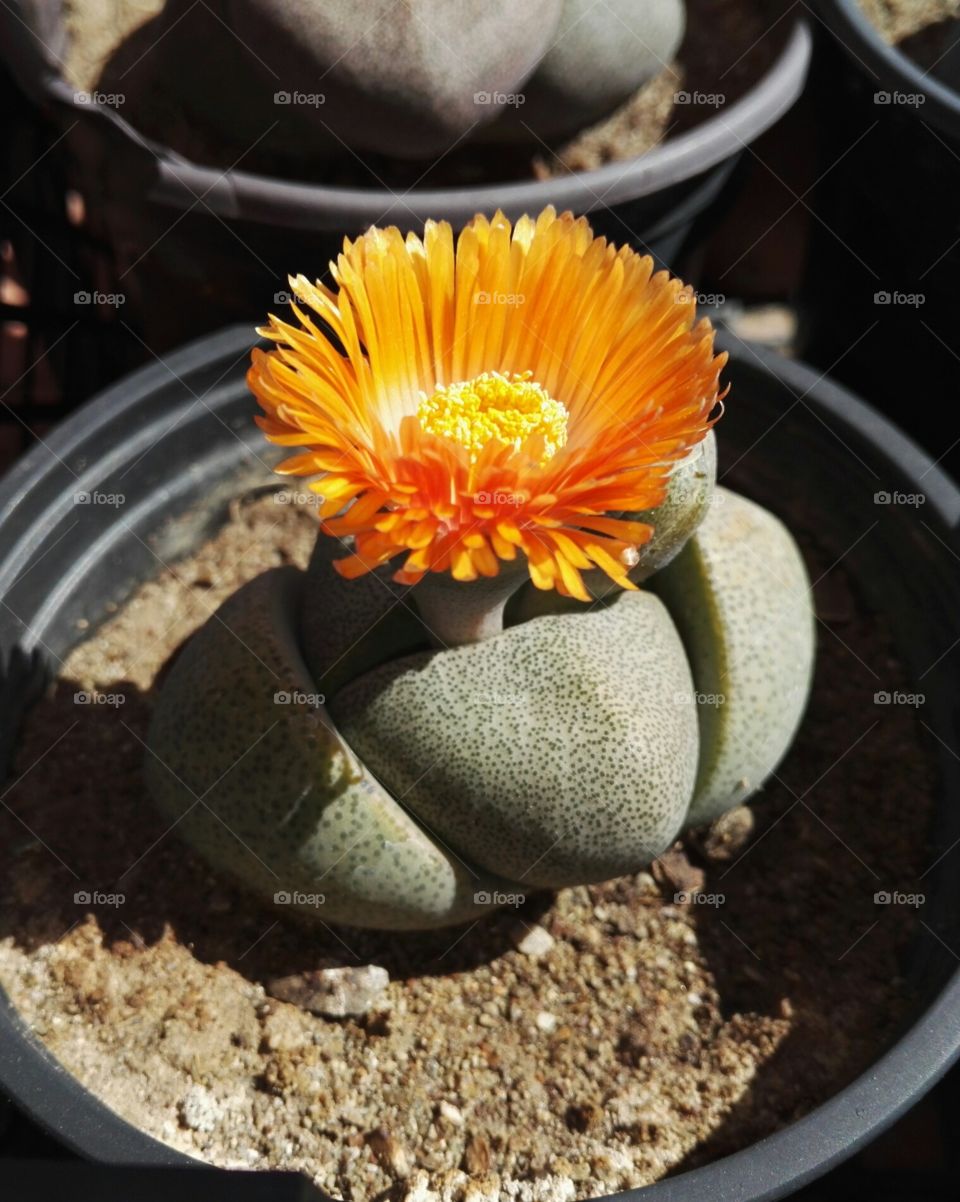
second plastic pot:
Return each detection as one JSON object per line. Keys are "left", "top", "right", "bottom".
{"left": 0, "top": 3, "right": 811, "bottom": 349}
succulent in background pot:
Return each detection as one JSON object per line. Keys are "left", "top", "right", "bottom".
{"left": 0, "top": 1, "right": 811, "bottom": 349}
{"left": 145, "top": 207, "right": 815, "bottom": 929}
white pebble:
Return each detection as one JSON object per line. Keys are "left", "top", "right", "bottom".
{"left": 513, "top": 925, "right": 555, "bottom": 957}
{"left": 439, "top": 1100, "right": 464, "bottom": 1125}
{"left": 502, "top": 1175, "right": 576, "bottom": 1202}
{"left": 178, "top": 1085, "right": 221, "bottom": 1133}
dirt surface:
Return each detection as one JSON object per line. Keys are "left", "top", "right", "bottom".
{"left": 0, "top": 484, "right": 937, "bottom": 1200}
{"left": 859, "top": 0, "right": 960, "bottom": 70}
{"left": 859, "top": 0, "right": 959, "bottom": 44}
{"left": 61, "top": 0, "right": 789, "bottom": 184}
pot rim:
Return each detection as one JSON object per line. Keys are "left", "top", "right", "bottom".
{"left": 816, "top": 0, "right": 960, "bottom": 139}
{"left": 1, "top": 8, "right": 810, "bottom": 228}
{"left": 1, "top": 327, "right": 959, "bottom": 1197}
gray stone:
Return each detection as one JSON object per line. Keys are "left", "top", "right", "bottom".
{"left": 268, "top": 965, "right": 390, "bottom": 1017}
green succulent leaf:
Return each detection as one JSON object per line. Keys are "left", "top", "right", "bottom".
{"left": 651, "top": 487, "right": 815, "bottom": 827}
{"left": 333, "top": 589, "right": 700, "bottom": 889}
{"left": 146, "top": 567, "right": 511, "bottom": 930}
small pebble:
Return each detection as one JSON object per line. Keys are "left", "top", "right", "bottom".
{"left": 267, "top": 965, "right": 389, "bottom": 1017}
{"left": 178, "top": 1085, "right": 221, "bottom": 1133}
{"left": 694, "top": 805, "right": 756, "bottom": 862}
{"left": 438, "top": 1100, "right": 464, "bottom": 1126}
{"left": 535, "top": 1011, "right": 558, "bottom": 1033}
{"left": 513, "top": 924, "right": 555, "bottom": 957}
{"left": 404, "top": 1170, "right": 440, "bottom": 1202}
{"left": 367, "top": 1127, "right": 412, "bottom": 1178}
{"left": 502, "top": 1175, "right": 576, "bottom": 1202}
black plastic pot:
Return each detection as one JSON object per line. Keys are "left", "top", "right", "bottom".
{"left": 798, "top": 2, "right": 960, "bottom": 478}
{"left": 1, "top": 325, "right": 959, "bottom": 1199}
{"left": 0, "top": 3, "right": 811, "bottom": 348}
{"left": 1, "top": 1159, "right": 327, "bottom": 1200}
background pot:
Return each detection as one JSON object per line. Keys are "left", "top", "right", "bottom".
{"left": 1, "top": 325, "right": 960, "bottom": 1198}
{"left": 798, "top": 1, "right": 960, "bottom": 479}
{"left": 0, "top": 3, "right": 810, "bottom": 349}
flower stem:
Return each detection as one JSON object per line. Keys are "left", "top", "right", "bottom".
{"left": 412, "top": 566, "right": 526, "bottom": 647}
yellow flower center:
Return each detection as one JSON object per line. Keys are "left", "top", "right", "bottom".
{"left": 417, "top": 370, "right": 568, "bottom": 464}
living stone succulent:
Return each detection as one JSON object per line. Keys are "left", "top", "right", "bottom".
{"left": 146, "top": 208, "right": 814, "bottom": 930}
{"left": 232, "top": 0, "right": 686, "bottom": 156}
{"left": 229, "top": 0, "right": 564, "bottom": 157}
{"left": 489, "top": 0, "right": 687, "bottom": 143}
{"left": 106, "top": 0, "right": 686, "bottom": 162}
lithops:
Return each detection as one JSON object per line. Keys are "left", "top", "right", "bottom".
{"left": 510, "top": 431, "right": 716, "bottom": 622}
{"left": 333, "top": 590, "right": 700, "bottom": 888}
{"left": 230, "top": 0, "right": 564, "bottom": 158}
{"left": 146, "top": 208, "right": 815, "bottom": 930}
{"left": 490, "top": 0, "right": 686, "bottom": 141}
{"left": 146, "top": 567, "right": 513, "bottom": 929}
{"left": 652, "top": 487, "right": 815, "bottom": 826}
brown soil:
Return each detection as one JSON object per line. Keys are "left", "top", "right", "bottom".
{"left": 859, "top": 0, "right": 958, "bottom": 44}
{"left": 61, "top": 0, "right": 789, "bottom": 186}
{"left": 0, "top": 482, "right": 936, "bottom": 1200}
{"left": 859, "top": 0, "right": 960, "bottom": 69}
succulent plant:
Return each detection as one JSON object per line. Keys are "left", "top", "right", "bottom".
{"left": 108, "top": 0, "right": 686, "bottom": 163}
{"left": 229, "top": 0, "right": 564, "bottom": 157}
{"left": 491, "top": 0, "right": 687, "bottom": 143}
{"left": 147, "top": 208, "right": 815, "bottom": 930}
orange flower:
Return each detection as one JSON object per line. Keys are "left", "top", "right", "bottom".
{"left": 248, "top": 207, "right": 725, "bottom": 602}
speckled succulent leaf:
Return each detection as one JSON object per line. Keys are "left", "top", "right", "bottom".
{"left": 146, "top": 568, "right": 511, "bottom": 929}
{"left": 232, "top": 0, "right": 564, "bottom": 158}
{"left": 299, "top": 536, "right": 427, "bottom": 697}
{"left": 510, "top": 432, "right": 716, "bottom": 621}
{"left": 332, "top": 590, "right": 700, "bottom": 889}
{"left": 651, "top": 487, "right": 815, "bottom": 827}
{"left": 486, "top": 0, "right": 686, "bottom": 142}
{"left": 593, "top": 429, "right": 718, "bottom": 596}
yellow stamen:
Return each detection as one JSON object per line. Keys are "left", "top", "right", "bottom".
{"left": 417, "top": 370, "right": 569, "bottom": 464}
